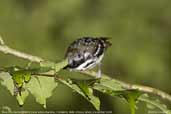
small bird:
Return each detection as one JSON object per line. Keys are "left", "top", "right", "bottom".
{"left": 65, "top": 37, "right": 111, "bottom": 78}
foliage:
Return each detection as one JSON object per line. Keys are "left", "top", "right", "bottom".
{"left": 0, "top": 60, "right": 171, "bottom": 114}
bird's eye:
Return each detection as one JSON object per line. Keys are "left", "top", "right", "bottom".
{"left": 78, "top": 53, "right": 81, "bottom": 58}
{"left": 74, "top": 54, "right": 82, "bottom": 61}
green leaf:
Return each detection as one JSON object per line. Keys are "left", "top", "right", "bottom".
{"left": 11, "top": 70, "right": 31, "bottom": 87}
{"left": 0, "top": 72, "right": 29, "bottom": 106}
{"left": 121, "top": 90, "right": 142, "bottom": 114}
{"left": 23, "top": 72, "right": 31, "bottom": 83}
{"left": 58, "top": 79, "right": 100, "bottom": 110}
{"left": 58, "top": 70, "right": 96, "bottom": 80}
{"left": 16, "top": 90, "right": 29, "bottom": 106}
{"left": 93, "top": 76, "right": 142, "bottom": 114}
{"left": 93, "top": 76, "right": 125, "bottom": 97}
{"left": 139, "top": 94, "right": 171, "bottom": 114}
{"left": 76, "top": 81, "right": 100, "bottom": 110}
{"left": 0, "top": 72, "right": 14, "bottom": 95}
{"left": 26, "top": 76, "right": 58, "bottom": 108}
{"left": 95, "top": 77, "right": 124, "bottom": 91}
{"left": 54, "top": 59, "right": 68, "bottom": 72}
{"left": 40, "top": 59, "right": 68, "bottom": 72}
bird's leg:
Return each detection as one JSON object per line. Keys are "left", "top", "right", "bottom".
{"left": 97, "top": 62, "right": 102, "bottom": 78}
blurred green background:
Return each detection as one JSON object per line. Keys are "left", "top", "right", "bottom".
{"left": 0, "top": 0, "right": 170, "bottom": 113}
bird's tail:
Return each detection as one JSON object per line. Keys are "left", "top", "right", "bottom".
{"left": 99, "top": 37, "right": 112, "bottom": 48}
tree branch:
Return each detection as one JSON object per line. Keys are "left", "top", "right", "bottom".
{"left": 0, "top": 38, "right": 44, "bottom": 62}
{"left": 0, "top": 36, "right": 171, "bottom": 104}
{"left": 82, "top": 71, "right": 171, "bottom": 103}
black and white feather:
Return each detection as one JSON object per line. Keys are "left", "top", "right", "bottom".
{"left": 65, "top": 37, "right": 111, "bottom": 78}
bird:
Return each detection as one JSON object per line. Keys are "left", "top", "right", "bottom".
{"left": 64, "top": 37, "right": 111, "bottom": 78}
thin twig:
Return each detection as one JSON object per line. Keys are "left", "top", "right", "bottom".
{"left": 0, "top": 35, "right": 171, "bottom": 103}
{"left": 112, "top": 79, "right": 171, "bottom": 103}
{"left": 0, "top": 44, "right": 44, "bottom": 63}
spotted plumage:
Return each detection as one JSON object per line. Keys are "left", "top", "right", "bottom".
{"left": 65, "top": 37, "right": 111, "bottom": 78}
